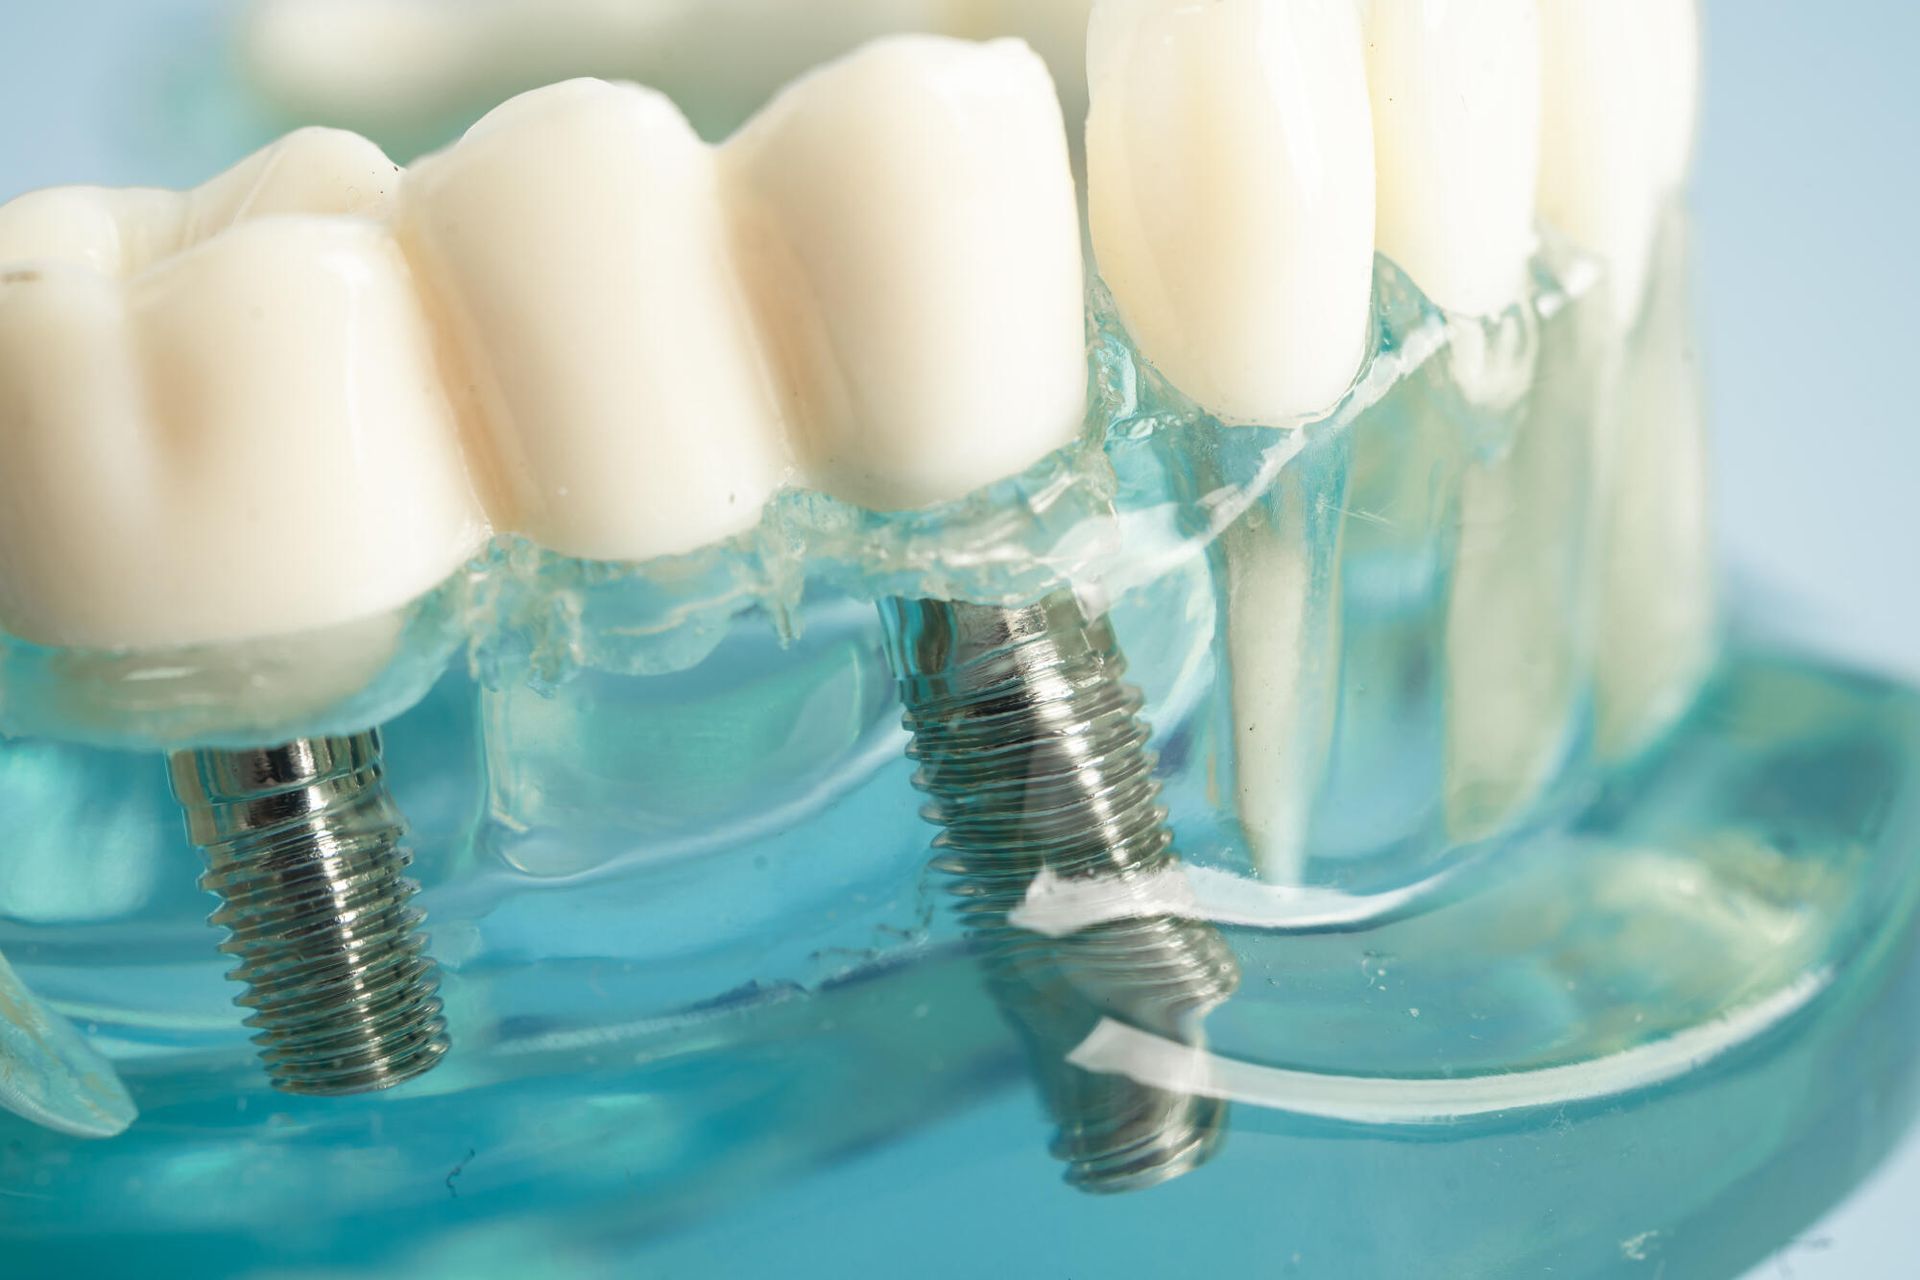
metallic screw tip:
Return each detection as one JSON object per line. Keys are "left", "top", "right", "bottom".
{"left": 882, "top": 591, "right": 1241, "bottom": 1194}
{"left": 169, "top": 731, "right": 449, "bottom": 1097}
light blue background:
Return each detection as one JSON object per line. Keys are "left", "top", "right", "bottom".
{"left": 0, "top": 2, "right": 1914, "bottom": 1275}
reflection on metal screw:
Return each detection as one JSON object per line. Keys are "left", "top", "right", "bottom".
{"left": 169, "top": 731, "right": 448, "bottom": 1096}
{"left": 882, "top": 590, "right": 1240, "bottom": 1192}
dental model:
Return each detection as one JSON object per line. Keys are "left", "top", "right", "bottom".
{"left": 1087, "top": 0, "right": 1375, "bottom": 879}
{"left": 1087, "top": 0, "right": 1706, "bottom": 872}
{"left": 0, "top": 0, "right": 1710, "bottom": 1123}
{"left": 0, "top": 127, "right": 478, "bottom": 1095}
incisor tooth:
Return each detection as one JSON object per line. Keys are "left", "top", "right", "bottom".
{"left": 404, "top": 79, "right": 790, "bottom": 563}
{"left": 1538, "top": 0, "right": 1702, "bottom": 328}
{"left": 1087, "top": 0, "right": 1376, "bottom": 425}
{"left": 1364, "top": 0, "right": 1542, "bottom": 318}
{"left": 723, "top": 36, "right": 1086, "bottom": 510}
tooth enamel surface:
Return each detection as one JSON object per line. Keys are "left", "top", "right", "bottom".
{"left": 0, "top": 214, "right": 484, "bottom": 651}
{"left": 722, "top": 36, "right": 1086, "bottom": 511}
{"left": 1538, "top": 0, "right": 1702, "bottom": 328}
{"left": 404, "top": 79, "right": 790, "bottom": 563}
{"left": 0, "top": 129, "right": 402, "bottom": 281}
{"left": 1087, "top": 0, "right": 1376, "bottom": 425}
{"left": 1364, "top": 0, "right": 1542, "bottom": 318}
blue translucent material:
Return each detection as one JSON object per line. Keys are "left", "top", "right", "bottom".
{"left": 1, "top": 227, "right": 1887, "bottom": 1278}
{"left": 0, "top": 641, "right": 1915, "bottom": 1277}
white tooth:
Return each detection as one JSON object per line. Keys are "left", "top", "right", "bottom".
{"left": 403, "top": 79, "right": 789, "bottom": 563}
{"left": 0, "top": 204, "right": 484, "bottom": 650}
{"left": 1087, "top": 0, "right": 1376, "bottom": 425}
{"left": 722, "top": 36, "right": 1086, "bottom": 511}
{"left": 1358, "top": 2, "right": 1558, "bottom": 836}
{"left": 1537, "top": 0, "right": 1702, "bottom": 328}
{"left": 0, "top": 129, "right": 401, "bottom": 279}
{"left": 1364, "top": 0, "right": 1542, "bottom": 318}
{"left": 1085, "top": 0, "right": 1370, "bottom": 881}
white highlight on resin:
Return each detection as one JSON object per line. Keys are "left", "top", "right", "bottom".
{"left": 724, "top": 36, "right": 1086, "bottom": 511}
{"left": 1363, "top": 0, "right": 1542, "bottom": 319}
{"left": 0, "top": 130, "right": 487, "bottom": 651}
{"left": 1537, "top": 0, "right": 1703, "bottom": 328}
{"left": 1068, "top": 969, "right": 1829, "bottom": 1125}
{"left": 404, "top": 79, "right": 791, "bottom": 563}
{"left": 1087, "top": 0, "right": 1376, "bottom": 426}
{"left": 1008, "top": 863, "right": 1452, "bottom": 938}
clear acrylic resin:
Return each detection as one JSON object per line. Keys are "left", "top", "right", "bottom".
{"left": 0, "top": 226, "right": 1913, "bottom": 1279}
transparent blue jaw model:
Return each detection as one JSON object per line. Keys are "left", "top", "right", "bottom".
{"left": 1, "top": 213, "right": 1917, "bottom": 1280}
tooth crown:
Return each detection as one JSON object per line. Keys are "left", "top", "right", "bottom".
{"left": 1363, "top": 0, "right": 1542, "bottom": 319}
{"left": 1087, "top": 0, "right": 1378, "bottom": 427}
{"left": 0, "top": 131, "right": 482, "bottom": 653}
{"left": 403, "top": 79, "right": 791, "bottom": 564}
{"left": 723, "top": 36, "right": 1086, "bottom": 512}
{"left": 1538, "top": 0, "right": 1702, "bottom": 327}
{"left": 0, "top": 37, "right": 1089, "bottom": 656}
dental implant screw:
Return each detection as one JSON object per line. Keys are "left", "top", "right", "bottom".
{"left": 880, "top": 590, "right": 1240, "bottom": 1193}
{"left": 169, "top": 731, "right": 449, "bottom": 1096}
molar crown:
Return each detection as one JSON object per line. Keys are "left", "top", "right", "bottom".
{"left": 0, "top": 129, "right": 484, "bottom": 654}
{"left": 722, "top": 34, "right": 1087, "bottom": 512}
{"left": 402, "top": 78, "right": 791, "bottom": 564}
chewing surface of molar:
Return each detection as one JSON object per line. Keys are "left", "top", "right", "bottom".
{"left": 403, "top": 79, "right": 792, "bottom": 563}
{"left": 723, "top": 35, "right": 1086, "bottom": 511}
{"left": 1537, "top": 0, "right": 1702, "bottom": 329}
{"left": 1087, "top": 0, "right": 1376, "bottom": 428}
{"left": 0, "top": 130, "right": 487, "bottom": 652}
{"left": 1363, "top": 0, "right": 1542, "bottom": 321}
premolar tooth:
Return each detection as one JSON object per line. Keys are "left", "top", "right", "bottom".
{"left": 404, "top": 79, "right": 790, "bottom": 562}
{"left": 1364, "top": 0, "right": 1542, "bottom": 318}
{"left": 0, "top": 215, "right": 484, "bottom": 651}
{"left": 723, "top": 35, "right": 1086, "bottom": 510}
{"left": 1538, "top": 0, "right": 1702, "bottom": 327}
{"left": 1087, "top": 0, "right": 1376, "bottom": 425}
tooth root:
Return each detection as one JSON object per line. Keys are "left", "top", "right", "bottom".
{"left": 403, "top": 79, "right": 790, "bottom": 563}
{"left": 1087, "top": 0, "right": 1376, "bottom": 426}
{"left": 0, "top": 219, "right": 484, "bottom": 651}
{"left": 1538, "top": 0, "right": 1703, "bottom": 328}
{"left": 1364, "top": 0, "right": 1542, "bottom": 318}
{"left": 722, "top": 35, "right": 1087, "bottom": 512}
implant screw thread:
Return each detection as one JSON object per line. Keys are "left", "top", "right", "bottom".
{"left": 881, "top": 591, "right": 1240, "bottom": 1194}
{"left": 169, "top": 732, "right": 449, "bottom": 1096}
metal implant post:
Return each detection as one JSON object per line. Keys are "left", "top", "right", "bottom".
{"left": 880, "top": 590, "right": 1240, "bottom": 1193}
{"left": 168, "top": 731, "right": 449, "bottom": 1096}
